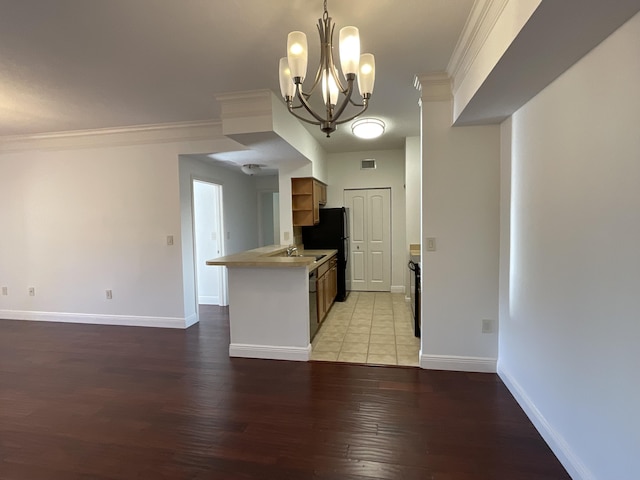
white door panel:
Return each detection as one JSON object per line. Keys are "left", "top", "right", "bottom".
{"left": 193, "top": 180, "right": 226, "bottom": 305}
{"left": 351, "top": 195, "right": 366, "bottom": 241}
{"left": 345, "top": 188, "right": 391, "bottom": 292}
{"left": 352, "top": 250, "right": 366, "bottom": 285}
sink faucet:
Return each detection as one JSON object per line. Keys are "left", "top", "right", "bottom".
{"left": 286, "top": 245, "right": 298, "bottom": 257}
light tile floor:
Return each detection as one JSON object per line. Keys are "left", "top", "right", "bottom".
{"left": 311, "top": 292, "right": 420, "bottom": 366}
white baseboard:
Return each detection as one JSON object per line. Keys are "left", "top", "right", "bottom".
{"left": 498, "top": 364, "right": 593, "bottom": 480}
{"left": 0, "top": 309, "right": 191, "bottom": 329}
{"left": 420, "top": 354, "right": 497, "bottom": 373}
{"left": 198, "top": 295, "right": 220, "bottom": 305}
{"left": 390, "top": 285, "right": 405, "bottom": 294}
{"left": 229, "top": 343, "right": 312, "bottom": 361}
{"left": 185, "top": 313, "right": 199, "bottom": 328}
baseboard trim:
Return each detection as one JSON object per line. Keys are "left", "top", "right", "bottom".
{"left": 0, "top": 310, "right": 191, "bottom": 329}
{"left": 420, "top": 354, "right": 497, "bottom": 373}
{"left": 198, "top": 296, "right": 220, "bottom": 305}
{"left": 229, "top": 343, "right": 312, "bottom": 362}
{"left": 185, "top": 313, "right": 199, "bottom": 328}
{"left": 390, "top": 285, "right": 406, "bottom": 294}
{"left": 498, "top": 364, "right": 593, "bottom": 480}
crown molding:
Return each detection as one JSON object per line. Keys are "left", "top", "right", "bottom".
{"left": 0, "top": 120, "right": 223, "bottom": 152}
{"left": 446, "top": 0, "right": 510, "bottom": 95}
{"left": 414, "top": 72, "right": 452, "bottom": 102}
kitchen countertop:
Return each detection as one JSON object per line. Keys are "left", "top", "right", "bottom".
{"left": 409, "top": 243, "right": 421, "bottom": 263}
{"left": 206, "top": 245, "right": 337, "bottom": 271}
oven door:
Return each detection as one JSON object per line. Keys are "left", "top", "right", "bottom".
{"left": 414, "top": 262, "right": 421, "bottom": 338}
{"left": 408, "top": 261, "right": 417, "bottom": 318}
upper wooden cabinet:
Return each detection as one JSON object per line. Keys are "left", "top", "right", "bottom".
{"left": 291, "top": 177, "right": 327, "bottom": 226}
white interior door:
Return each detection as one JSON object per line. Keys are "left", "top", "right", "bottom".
{"left": 193, "top": 180, "right": 226, "bottom": 305}
{"left": 346, "top": 190, "right": 367, "bottom": 291}
{"left": 344, "top": 188, "right": 391, "bottom": 291}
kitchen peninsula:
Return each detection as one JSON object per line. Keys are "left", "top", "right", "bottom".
{"left": 207, "top": 245, "right": 337, "bottom": 361}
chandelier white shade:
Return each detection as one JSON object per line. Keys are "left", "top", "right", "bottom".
{"left": 278, "top": 0, "right": 375, "bottom": 137}
{"left": 351, "top": 118, "right": 385, "bottom": 139}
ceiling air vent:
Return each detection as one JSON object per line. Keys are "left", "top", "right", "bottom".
{"left": 361, "top": 159, "right": 376, "bottom": 170}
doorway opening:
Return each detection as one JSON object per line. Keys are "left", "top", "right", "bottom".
{"left": 192, "top": 179, "right": 227, "bottom": 306}
{"left": 310, "top": 187, "right": 418, "bottom": 368}
{"left": 258, "top": 191, "right": 280, "bottom": 247}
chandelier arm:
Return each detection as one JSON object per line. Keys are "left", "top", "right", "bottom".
{"left": 294, "top": 84, "right": 328, "bottom": 124}
{"left": 287, "top": 106, "right": 323, "bottom": 126}
{"left": 328, "top": 75, "right": 357, "bottom": 123}
{"left": 304, "top": 19, "right": 326, "bottom": 96}
{"left": 334, "top": 99, "right": 370, "bottom": 125}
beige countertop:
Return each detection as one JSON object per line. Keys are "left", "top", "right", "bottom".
{"left": 409, "top": 243, "right": 420, "bottom": 262}
{"left": 206, "top": 245, "right": 337, "bottom": 270}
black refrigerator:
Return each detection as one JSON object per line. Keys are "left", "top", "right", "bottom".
{"left": 302, "top": 207, "right": 350, "bottom": 302}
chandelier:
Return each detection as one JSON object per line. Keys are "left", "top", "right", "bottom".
{"left": 278, "top": 0, "right": 375, "bottom": 137}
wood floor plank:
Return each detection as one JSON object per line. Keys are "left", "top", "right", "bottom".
{"left": 0, "top": 307, "right": 570, "bottom": 479}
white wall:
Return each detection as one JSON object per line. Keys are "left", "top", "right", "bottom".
{"left": 421, "top": 99, "right": 500, "bottom": 370}
{"left": 0, "top": 139, "right": 215, "bottom": 327}
{"left": 179, "top": 155, "right": 260, "bottom": 321}
{"left": 405, "top": 136, "right": 421, "bottom": 294}
{"left": 405, "top": 137, "right": 421, "bottom": 245}
{"left": 325, "top": 149, "right": 406, "bottom": 292}
{"left": 498, "top": 12, "right": 640, "bottom": 480}
{"left": 0, "top": 132, "right": 263, "bottom": 329}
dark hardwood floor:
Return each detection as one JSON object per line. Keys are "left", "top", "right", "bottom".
{"left": 0, "top": 306, "right": 570, "bottom": 480}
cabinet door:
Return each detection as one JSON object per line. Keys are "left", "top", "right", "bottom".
{"left": 326, "top": 261, "right": 337, "bottom": 311}
{"left": 312, "top": 180, "right": 321, "bottom": 224}
{"left": 330, "top": 262, "right": 337, "bottom": 303}
{"left": 319, "top": 183, "right": 327, "bottom": 206}
{"left": 317, "top": 273, "right": 327, "bottom": 321}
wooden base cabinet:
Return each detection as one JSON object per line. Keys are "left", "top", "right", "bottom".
{"left": 317, "top": 255, "right": 338, "bottom": 323}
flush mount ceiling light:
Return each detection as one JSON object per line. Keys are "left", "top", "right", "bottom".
{"left": 278, "top": 0, "right": 375, "bottom": 137}
{"left": 351, "top": 118, "right": 385, "bottom": 139}
{"left": 241, "top": 164, "right": 263, "bottom": 176}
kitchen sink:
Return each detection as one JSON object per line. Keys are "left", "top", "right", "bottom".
{"left": 270, "top": 251, "right": 326, "bottom": 261}
{"left": 292, "top": 253, "right": 326, "bottom": 261}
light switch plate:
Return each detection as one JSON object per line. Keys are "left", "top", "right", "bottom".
{"left": 482, "top": 319, "right": 493, "bottom": 334}
{"left": 426, "top": 237, "right": 436, "bottom": 251}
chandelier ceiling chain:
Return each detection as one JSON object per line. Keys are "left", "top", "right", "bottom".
{"left": 278, "top": 0, "right": 376, "bottom": 137}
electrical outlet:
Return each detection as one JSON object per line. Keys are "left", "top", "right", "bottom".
{"left": 106, "top": 290, "right": 113, "bottom": 300}
{"left": 166, "top": 235, "right": 174, "bottom": 246}
{"left": 482, "top": 319, "right": 493, "bottom": 334}
{"left": 1, "top": 286, "right": 7, "bottom": 296}
{"left": 28, "top": 287, "right": 36, "bottom": 297}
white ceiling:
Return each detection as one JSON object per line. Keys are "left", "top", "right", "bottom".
{"left": 0, "top": 0, "right": 474, "bottom": 153}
